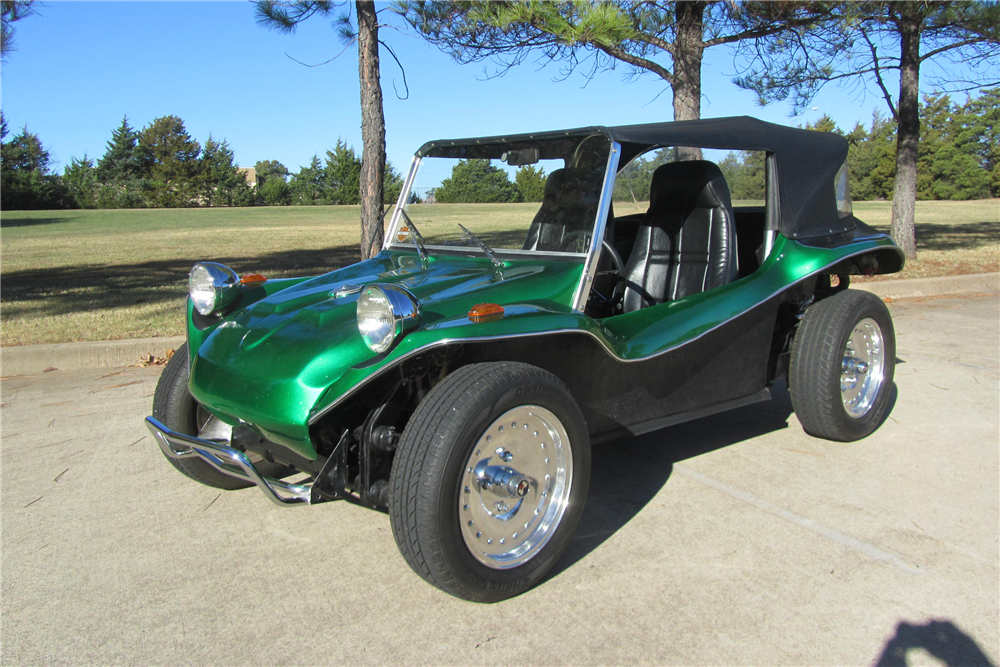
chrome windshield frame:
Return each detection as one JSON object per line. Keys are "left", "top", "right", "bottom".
{"left": 384, "top": 139, "right": 620, "bottom": 306}
{"left": 571, "top": 141, "right": 621, "bottom": 312}
{"left": 384, "top": 154, "right": 422, "bottom": 251}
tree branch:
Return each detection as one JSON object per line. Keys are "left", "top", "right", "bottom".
{"left": 378, "top": 38, "right": 410, "bottom": 100}
{"left": 591, "top": 40, "right": 674, "bottom": 84}
{"left": 861, "top": 28, "right": 897, "bottom": 120}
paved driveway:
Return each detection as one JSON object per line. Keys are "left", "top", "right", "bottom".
{"left": 2, "top": 294, "right": 997, "bottom": 666}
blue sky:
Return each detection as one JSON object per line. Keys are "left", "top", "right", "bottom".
{"left": 0, "top": 1, "right": 978, "bottom": 181}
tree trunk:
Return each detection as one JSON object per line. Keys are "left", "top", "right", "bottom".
{"left": 357, "top": 0, "right": 385, "bottom": 260}
{"left": 672, "top": 0, "right": 705, "bottom": 161}
{"left": 889, "top": 2, "right": 921, "bottom": 260}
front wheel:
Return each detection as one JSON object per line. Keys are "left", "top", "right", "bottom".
{"left": 789, "top": 289, "right": 896, "bottom": 441}
{"left": 152, "top": 343, "right": 293, "bottom": 489}
{"left": 389, "top": 362, "right": 591, "bottom": 602}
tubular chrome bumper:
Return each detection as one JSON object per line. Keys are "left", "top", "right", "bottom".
{"left": 145, "top": 416, "right": 312, "bottom": 506}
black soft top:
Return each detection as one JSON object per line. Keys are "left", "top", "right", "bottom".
{"left": 418, "top": 116, "right": 854, "bottom": 240}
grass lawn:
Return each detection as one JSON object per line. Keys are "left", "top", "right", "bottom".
{"left": 1, "top": 200, "right": 997, "bottom": 346}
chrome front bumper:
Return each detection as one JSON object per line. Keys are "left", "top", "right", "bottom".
{"left": 145, "top": 416, "right": 313, "bottom": 506}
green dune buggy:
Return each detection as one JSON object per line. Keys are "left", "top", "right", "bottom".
{"left": 146, "top": 117, "right": 902, "bottom": 602}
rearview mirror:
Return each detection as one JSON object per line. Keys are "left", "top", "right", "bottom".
{"left": 501, "top": 148, "right": 540, "bottom": 166}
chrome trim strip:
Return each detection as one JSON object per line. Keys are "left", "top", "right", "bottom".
{"left": 309, "top": 241, "right": 895, "bottom": 425}
{"left": 572, "top": 141, "right": 622, "bottom": 311}
{"left": 146, "top": 416, "right": 311, "bottom": 506}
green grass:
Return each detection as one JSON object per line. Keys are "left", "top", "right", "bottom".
{"left": 1, "top": 200, "right": 997, "bottom": 346}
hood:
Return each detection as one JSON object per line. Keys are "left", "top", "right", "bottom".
{"left": 187, "top": 250, "right": 583, "bottom": 455}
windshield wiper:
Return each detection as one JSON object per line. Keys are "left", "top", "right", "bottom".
{"left": 399, "top": 208, "right": 429, "bottom": 262}
{"left": 458, "top": 224, "right": 504, "bottom": 270}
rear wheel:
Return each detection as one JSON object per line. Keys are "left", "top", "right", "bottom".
{"left": 789, "top": 289, "right": 896, "bottom": 441}
{"left": 389, "top": 362, "right": 590, "bottom": 602}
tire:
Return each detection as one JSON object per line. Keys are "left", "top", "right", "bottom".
{"left": 789, "top": 289, "right": 896, "bottom": 441}
{"left": 389, "top": 362, "right": 591, "bottom": 602}
{"left": 152, "top": 343, "right": 292, "bottom": 490}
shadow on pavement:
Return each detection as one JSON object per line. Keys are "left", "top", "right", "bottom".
{"left": 552, "top": 381, "right": 795, "bottom": 577}
{"left": 874, "top": 619, "right": 996, "bottom": 667}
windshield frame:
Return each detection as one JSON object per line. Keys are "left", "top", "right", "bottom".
{"left": 383, "top": 138, "right": 621, "bottom": 313}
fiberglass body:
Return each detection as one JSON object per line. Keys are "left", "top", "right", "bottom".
{"left": 147, "top": 116, "right": 902, "bottom": 601}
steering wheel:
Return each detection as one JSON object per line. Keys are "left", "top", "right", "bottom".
{"left": 591, "top": 239, "right": 625, "bottom": 308}
{"left": 559, "top": 231, "right": 625, "bottom": 309}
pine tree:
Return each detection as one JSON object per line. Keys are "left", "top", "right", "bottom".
{"left": 289, "top": 155, "right": 325, "bottom": 205}
{"left": 323, "top": 140, "right": 362, "bottom": 205}
{"left": 138, "top": 115, "right": 202, "bottom": 207}
{"left": 434, "top": 159, "right": 521, "bottom": 203}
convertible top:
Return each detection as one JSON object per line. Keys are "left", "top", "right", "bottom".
{"left": 417, "top": 116, "right": 855, "bottom": 240}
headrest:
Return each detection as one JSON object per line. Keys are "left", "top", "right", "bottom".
{"left": 648, "top": 160, "right": 733, "bottom": 213}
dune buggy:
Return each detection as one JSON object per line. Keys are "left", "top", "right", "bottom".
{"left": 146, "top": 116, "right": 902, "bottom": 602}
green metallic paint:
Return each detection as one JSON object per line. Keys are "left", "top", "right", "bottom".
{"left": 186, "top": 234, "right": 901, "bottom": 461}
{"left": 187, "top": 251, "right": 585, "bottom": 456}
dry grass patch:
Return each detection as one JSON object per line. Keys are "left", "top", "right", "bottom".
{"left": 1, "top": 199, "right": 996, "bottom": 345}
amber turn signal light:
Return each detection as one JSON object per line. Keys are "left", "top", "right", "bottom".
{"left": 240, "top": 273, "right": 267, "bottom": 285}
{"left": 468, "top": 303, "right": 504, "bottom": 323}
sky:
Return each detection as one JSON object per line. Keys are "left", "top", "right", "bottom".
{"left": 1, "top": 1, "right": 988, "bottom": 184}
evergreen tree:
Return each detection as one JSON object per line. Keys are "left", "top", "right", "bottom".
{"left": 917, "top": 93, "right": 990, "bottom": 200}
{"left": 323, "top": 140, "right": 362, "bottom": 205}
{"left": 289, "top": 155, "right": 325, "bottom": 205}
{"left": 733, "top": 1, "right": 1000, "bottom": 259}
{"left": 96, "top": 116, "right": 145, "bottom": 183}
{"left": 1, "top": 123, "right": 68, "bottom": 210}
{"left": 613, "top": 149, "right": 671, "bottom": 203}
{"left": 138, "top": 115, "right": 202, "bottom": 207}
{"left": 256, "top": 0, "right": 391, "bottom": 258}
{"left": 384, "top": 160, "right": 404, "bottom": 205}
{"left": 845, "top": 113, "right": 896, "bottom": 201}
{"left": 261, "top": 176, "right": 292, "bottom": 205}
{"left": 1, "top": 0, "right": 37, "bottom": 61}
{"left": 962, "top": 88, "right": 1000, "bottom": 197}
{"left": 63, "top": 155, "right": 99, "bottom": 209}
{"left": 515, "top": 165, "right": 547, "bottom": 202}
{"left": 254, "top": 159, "right": 289, "bottom": 189}
{"left": 718, "top": 150, "right": 765, "bottom": 201}
{"left": 200, "top": 135, "right": 253, "bottom": 206}
{"left": 400, "top": 2, "right": 831, "bottom": 161}
{"left": 435, "top": 159, "right": 521, "bottom": 203}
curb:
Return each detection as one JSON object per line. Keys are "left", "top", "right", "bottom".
{"left": 1, "top": 273, "right": 997, "bottom": 376}
{"left": 1, "top": 335, "right": 186, "bottom": 377}
{"left": 852, "top": 272, "right": 999, "bottom": 300}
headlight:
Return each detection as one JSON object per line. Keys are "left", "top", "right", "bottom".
{"left": 189, "top": 262, "right": 240, "bottom": 316}
{"left": 357, "top": 284, "right": 421, "bottom": 353}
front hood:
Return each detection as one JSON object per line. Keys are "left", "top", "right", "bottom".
{"left": 188, "top": 250, "right": 584, "bottom": 455}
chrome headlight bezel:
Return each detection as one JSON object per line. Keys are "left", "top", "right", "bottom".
{"left": 357, "top": 284, "right": 421, "bottom": 354}
{"left": 189, "top": 262, "right": 241, "bottom": 316}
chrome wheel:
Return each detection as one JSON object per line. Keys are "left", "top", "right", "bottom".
{"left": 459, "top": 405, "right": 573, "bottom": 569}
{"left": 841, "top": 317, "right": 885, "bottom": 417}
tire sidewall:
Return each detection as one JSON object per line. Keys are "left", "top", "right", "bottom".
{"left": 832, "top": 297, "right": 895, "bottom": 438}
{"left": 397, "top": 362, "right": 591, "bottom": 601}
{"left": 792, "top": 290, "right": 896, "bottom": 441}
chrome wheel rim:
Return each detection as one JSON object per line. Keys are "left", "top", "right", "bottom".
{"left": 841, "top": 317, "right": 886, "bottom": 417}
{"left": 459, "top": 405, "right": 573, "bottom": 569}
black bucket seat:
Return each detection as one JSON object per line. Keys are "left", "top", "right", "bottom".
{"left": 621, "top": 160, "right": 738, "bottom": 312}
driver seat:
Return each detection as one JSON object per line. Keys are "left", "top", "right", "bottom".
{"left": 522, "top": 168, "right": 602, "bottom": 251}
{"left": 621, "top": 160, "right": 737, "bottom": 313}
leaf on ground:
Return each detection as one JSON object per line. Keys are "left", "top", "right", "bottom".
{"left": 129, "top": 351, "right": 172, "bottom": 367}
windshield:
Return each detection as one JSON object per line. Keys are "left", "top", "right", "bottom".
{"left": 388, "top": 134, "right": 612, "bottom": 257}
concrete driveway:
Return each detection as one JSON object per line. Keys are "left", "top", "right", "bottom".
{"left": 2, "top": 294, "right": 997, "bottom": 666}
